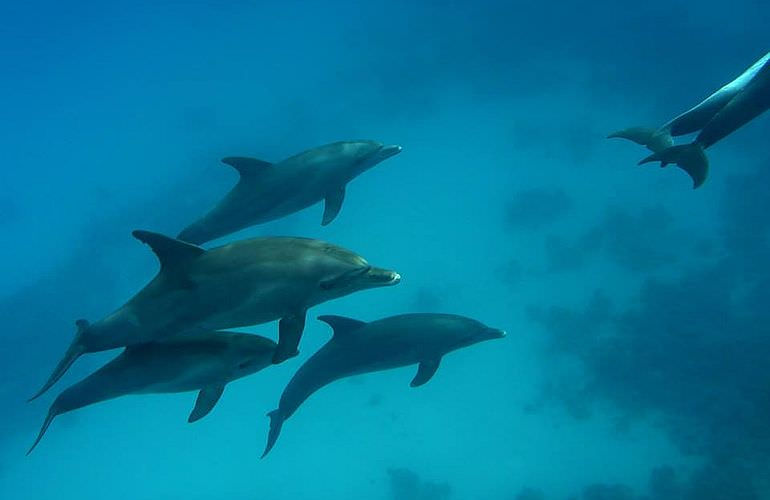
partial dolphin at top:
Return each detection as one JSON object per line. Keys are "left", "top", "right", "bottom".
{"left": 177, "top": 140, "right": 402, "bottom": 244}
{"left": 609, "top": 51, "right": 770, "bottom": 188}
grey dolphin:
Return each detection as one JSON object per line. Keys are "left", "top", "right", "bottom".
{"left": 609, "top": 51, "right": 770, "bottom": 188}
{"left": 31, "top": 232, "right": 400, "bottom": 400}
{"left": 261, "top": 313, "right": 506, "bottom": 457}
{"left": 177, "top": 140, "right": 402, "bottom": 244}
{"left": 27, "top": 330, "right": 276, "bottom": 454}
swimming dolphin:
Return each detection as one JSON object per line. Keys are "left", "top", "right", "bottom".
{"left": 609, "top": 51, "right": 770, "bottom": 188}
{"left": 261, "top": 313, "right": 506, "bottom": 457}
{"left": 177, "top": 141, "right": 402, "bottom": 244}
{"left": 27, "top": 330, "right": 276, "bottom": 454}
{"left": 31, "top": 232, "right": 400, "bottom": 400}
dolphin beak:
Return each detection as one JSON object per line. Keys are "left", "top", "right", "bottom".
{"left": 487, "top": 328, "right": 506, "bottom": 340}
{"left": 383, "top": 271, "right": 401, "bottom": 285}
{"left": 368, "top": 267, "right": 401, "bottom": 286}
{"left": 378, "top": 144, "right": 402, "bottom": 160}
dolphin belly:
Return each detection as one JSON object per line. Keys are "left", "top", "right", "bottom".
{"left": 194, "top": 283, "right": 302, "bottom": 330}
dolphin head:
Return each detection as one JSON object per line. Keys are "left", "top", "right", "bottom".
{"left": 313, "top": 244, "right": 400, "bottom": 299}
{"left": 343, "top": 140, "right": 402, "bottom": 176}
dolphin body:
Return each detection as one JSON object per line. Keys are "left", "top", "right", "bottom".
{"left": 27, "top": 330, "right": 277, "bottom": 454}
{"left": 609, "top": 51, "right": 770, "bottom": 188}
{"left": 31, "top": 232, "right": 401, "bottom": 400}
{"left": 177, "top": 141, "right": 402, "bottom": 245}
{"left": 261, "top": 313, "right": 506, "bottom": 457}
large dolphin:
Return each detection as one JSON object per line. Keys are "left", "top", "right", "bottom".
{"left": 177, "top": 140, "right": 402, "bottom": 244}
{"left": 261, "top": 313, "right": 506, "bottom": 457}
{"left": 31, "top": 232, "right": 400, "bottom": 400}
{"left": 27, "top": 330, "right": 276, "bottom": 454}
{"left": 609, "top": 51, "right": 770, "bottom": 188}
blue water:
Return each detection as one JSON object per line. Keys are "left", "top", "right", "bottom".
{"left": 1, "top": 1, "right": 769, "bottom": 499}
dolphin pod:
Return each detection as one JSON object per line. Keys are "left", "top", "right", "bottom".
{"left": 177, "top": 141, "right": 402, "bottom": 245}
{"left": 609, "top": 51, "right": 770, "bottom": 188}
{"left": 28, "top": 330, "right": 277, "bottom": 454}
{"left": 261, "top": 313, "right": 506, "bottom": 457}
{"left": 27, "top": 138, "right": 509, "bottom": 458}
{"left": 30, "top": 231, "right": 400, "bottom": 401}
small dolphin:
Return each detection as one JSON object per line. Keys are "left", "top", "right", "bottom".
{"left": 177, "top": 141, "right": 402, "bottom": 244}
{"left": 31, "top": 232, "right": 400, "bottom": 400}
{"left": 261, "top": 313, "right": 506, "bottom": 457}
{"left": 609, "top": 51, "right": 770, "bottom": 188}
{"left": 27, "top": 330, "right": 276, "bottom": 454}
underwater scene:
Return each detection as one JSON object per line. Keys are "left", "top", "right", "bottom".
{"left": 1, "top": 1, "right": 769, "bottom": 499}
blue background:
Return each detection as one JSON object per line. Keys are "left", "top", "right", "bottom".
{"left": 1, "top": 1, "right": 769, "bottom": 498}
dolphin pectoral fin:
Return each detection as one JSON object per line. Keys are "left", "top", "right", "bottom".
{"left": 188, "top": 384, "right": 225, "bottom": 423}
{"left": 261, "top": 409, "right": 285, "bottom": 458}
{"left": 321, "top": 186, "right": 346, "bottom": 226}
{"left": 410, "top": 358, "right": 441, "bottom": 387}
{"left": 639, "top": 144, "right": 709, "bottom": 189}
{"left": 27, "top": 409, "right": 57, "bottom": 455}
{"left": 221, "top": 157, "right": 273, "bottom": 179}
{"left": 132, "top": 230, "right": 205, "bottom": 271}
{"left": 29, "top": 320, "right": 88, "bottom": 401}
{"left": 274, "top": 312, "right": 306, "bottom": 364}
{"left": 608, "top": 127, "right": 673, "bottom": 154}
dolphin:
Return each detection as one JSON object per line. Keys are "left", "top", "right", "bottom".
{"left": 27, "top": 330, "right": 276, "bottom": 454}
{"left": 177, "top": 140, "right": 402, "bottom": 244}
{"left": 609, "top": 51, "right": 770, "bottom": 188}
{"left": 261, "top": 313, "right": 506, "bottom": 457}
{"left": 30, "top": 231, "right": 400, "bottom": 400}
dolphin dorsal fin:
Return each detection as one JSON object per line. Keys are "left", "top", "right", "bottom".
{"left": 132, "top": 230, "right": 205, "bottom": 270}
{"left": 221, "top": 157, "right": 273, "bottom": 179}
{"left": 317, "top": 315, "right": 366, "bottom": 339}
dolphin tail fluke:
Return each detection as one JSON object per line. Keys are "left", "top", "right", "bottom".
{"left": 607, "top": 126, "right": 673, "bottom": 153}
{"left": 28, "top": 320, "right": 88, "bottom": 402}
{"left": 261, "top": 409, "right": 285, "bottom": 458}
{"left": 26, "top": 409, "right": 57, "bottom": 455}
{"left": 638, "top": 143, "right": 709, "bottom": 189}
